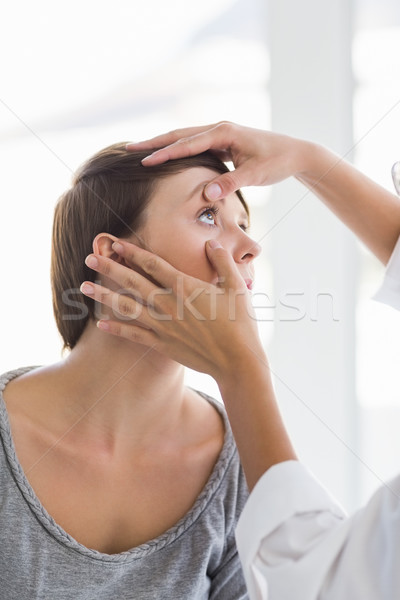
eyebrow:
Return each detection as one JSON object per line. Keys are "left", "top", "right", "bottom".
{"left": 185, "top": 181, "right": 211, "bottom": 203}
{"left": 186, "top": 181, "right": 249, "bottom": 224}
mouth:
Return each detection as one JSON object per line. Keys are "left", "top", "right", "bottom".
{"left": 244, "top": 279, "right": 253, "bottom": 291}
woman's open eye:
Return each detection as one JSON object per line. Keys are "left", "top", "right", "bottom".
{"left": 197, "top": 205, "right": 219, "bottom": 226}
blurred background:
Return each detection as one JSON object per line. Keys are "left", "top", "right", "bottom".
{"left": 1, "top": 0, "right": 400, "bottom": 512}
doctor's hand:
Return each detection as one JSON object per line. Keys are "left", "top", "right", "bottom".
{"left": 126, "top": 121, "right": 314, "bottom": 201}
{"left": 80, "top": 238, "right": 266, "bottom": 384}
{"left": 81, "top": 238, "right": 297, "bottom": 490}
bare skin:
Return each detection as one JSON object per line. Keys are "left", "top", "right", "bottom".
{"left": 4, "top": 330, "right": 224, "bottom": 553}
{"left": 79, "top": 121, "right": 400, "bottom": 493}
{"left": 3, "top": 165, "right": 260, "bottom": 554}
{"left": 128, "top": 121, "right": 400, "bottom": 264}
{"left": 81, "top": 239, "right": 297, "bottom": 491}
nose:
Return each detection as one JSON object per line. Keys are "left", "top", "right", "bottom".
{"left": 232, "top": 230, "right": 262, "bottom": 264}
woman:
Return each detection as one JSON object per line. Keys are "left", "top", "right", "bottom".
{"left": 0, "top": 143, "right": 261, "bottom": 599}
{"left": 83, "top": 122, "right": 400, "bottom": 599}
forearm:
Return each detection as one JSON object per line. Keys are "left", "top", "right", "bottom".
{"left": 127, "top": 122, "right": 400, "bottom": 264}
{"left": 217, "top": 352, "right": 297, "bottom": 491}
{"left": 295, "top": 142, "right": 400, "bottom": 264}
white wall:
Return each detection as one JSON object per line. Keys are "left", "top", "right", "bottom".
{"left": 267, "top": 0, "right": 359, "bottom": 510}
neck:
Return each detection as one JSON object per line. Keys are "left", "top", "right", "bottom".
{"left": 52, "top": 322, "right": 187, "bottom": 450}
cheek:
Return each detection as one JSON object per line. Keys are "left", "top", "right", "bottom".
{"left": 137, "top": 217, "right": 219, "bottom": 283}
{"left": 152, "top": 234, "right": 217, "bottom": 283}
{"left": 173, "top": 251, "right": 216, "bottom": 283}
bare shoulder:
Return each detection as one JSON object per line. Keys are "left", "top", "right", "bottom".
{"left": 183, "top": 387, "right": 225, "bottom": 457}
{"left": 3, "top": 364, "right": 63, "bottom": 413}
{"left": 2, "top": 365, "right": 67, "bottom": 468}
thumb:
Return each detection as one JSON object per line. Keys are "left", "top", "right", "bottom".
{"left": 206, "top": 240, "right": 242, "bottom": 288}
{"left": 204, "top": 170, "right": 243, "bottom": 201}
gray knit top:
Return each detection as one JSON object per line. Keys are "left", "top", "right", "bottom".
{"left": 0, "top": 367, "right": 249, "bottom": 600}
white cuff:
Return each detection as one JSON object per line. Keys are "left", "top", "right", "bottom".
{"left": 235, "top": 461, "right": 345, "bottom": 576}
{"left": 373, "top": 235, "right": 400, "bottom": 311}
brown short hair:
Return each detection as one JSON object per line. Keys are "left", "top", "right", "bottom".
{"left": 51, "top": 144, "right": 249, "bottom": 351}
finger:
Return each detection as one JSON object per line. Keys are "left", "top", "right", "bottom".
{"left": 80, "top": 281, "right": 155, "bottom": 326}
{"left": 97, "top": 319, "right": 160, "bottom": 348}
{"left": 140, "top": 133, "right": 224, "bottom": 166}
{"left": 142, "top": 143, "right": 233, "bottom": 167}
{"left": 138, "top": 122, "right": 235, "bottom": 166}
{"left": 209, "top": 149, "right": 233, "bottom": 162}
{"left": 203, "top": 169, "right": 244, "bottom": 201}
{"left": 205, "top": 240, "right": 244, "bottom": 290}
{"left": 111, "top": 240, "right": 190, "bottom": 292}
{"left": 84, "top": 253, "right": 157, "bottom": 301}
{"left": 204, "top": 158, "right": 269, "bottom": 200}
{"left": 126, "top": 124, "right": 217, "bottom": 152}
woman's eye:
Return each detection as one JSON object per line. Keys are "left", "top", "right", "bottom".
{"left": 198, "top": 208, "right": 218, "bottom": 225}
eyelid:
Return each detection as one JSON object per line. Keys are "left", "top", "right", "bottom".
{"left": 197, "top": 204, "right": 220, "bottom": 219}
{"left": 198, "top": 204, "right": 249, "bottom": 231}
{"left": 202, "top": 204, "right": 220, "bottom": 215}
{"left": 196, "top": 205, "right": 219, "bottom": 228}
{"left": 238, "top": 218, "right": 250, "bottom": 232}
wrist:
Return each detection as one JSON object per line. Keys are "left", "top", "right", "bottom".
{"left": 292, "top": 139, "right": 324, "bottom": 177}
{"left": 215, "top": 348, "right": 297, "bottom": 490}
{"left": 295, "top": 141, "right": 338, "bottom": 183}
{"left": 215, "top": 344, "right": 270, "bottom": 394}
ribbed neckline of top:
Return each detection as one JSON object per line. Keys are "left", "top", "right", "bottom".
{"left": 0, "top": 366, "right": 235, "bottom": 564}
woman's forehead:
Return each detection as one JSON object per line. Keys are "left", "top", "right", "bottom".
{"left": 152, "top": 166, "right": 248, "bottom": 218}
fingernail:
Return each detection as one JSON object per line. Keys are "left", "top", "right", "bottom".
{"left": 112, "top": 242, "right": 124, "bottom": 254}
{"left": 85, "top": 255, "right": 98, "bottom": 269}
{"left": 207, "top": 239, "right": 222, "bottom": 249}
{"left": 97, "top": 320, "right": 110, "bottom": 331}
{"left": 141, "top": 153, "right": 155, "bottom": 163}
{"left": 80, "top": 282, "right": 94, "bottom": 295}
{"left": 205, "top": 183, "right": 222, "bottom": 200}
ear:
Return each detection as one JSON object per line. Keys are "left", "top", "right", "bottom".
{"left": 93, "top": 233, "right": 124, "bottom": 263}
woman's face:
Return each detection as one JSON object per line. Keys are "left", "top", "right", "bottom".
{"left": 133, "top": 167, "right": 261, "bottom": 289}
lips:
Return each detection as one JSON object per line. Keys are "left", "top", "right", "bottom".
{"left": 244, "top": 279, "right": 253, "bottom": 291}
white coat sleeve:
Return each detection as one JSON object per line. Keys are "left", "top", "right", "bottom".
{"left": 236, "top": 461, "right": 400, "bottom": 600}
{"left": 372, "top": 234, "right": 400, "bottom": 310}
{"left": 235, "top": 235, "right": 400, "bottom": 600}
